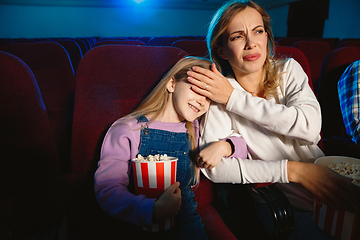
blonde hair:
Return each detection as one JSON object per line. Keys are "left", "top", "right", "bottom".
{"left": 120, "top": 56, "right": 212, "bottom": 183}
{"left": 207, "top": 0, "right": 285, "bottom": 98}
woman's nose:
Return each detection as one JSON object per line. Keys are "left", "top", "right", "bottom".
{"left": 245, "top": 36, "right": 256, "bottom": 50}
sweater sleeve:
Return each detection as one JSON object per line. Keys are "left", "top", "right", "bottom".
{"left": 199, "top": 100, "right": 289, "bottom": 184}
{"left": 226, "top": 58, "right": 321, "bottom": 144}
{"left": 200, "top": 158, "right": 288, "bottom": 184}
{"left": 94, "top": 120, "right": 156, "bottom": 227}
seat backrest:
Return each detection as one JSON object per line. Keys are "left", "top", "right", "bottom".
{"left": 276, "top": 37, "right": 301, "bottom": 47}
{"left": 337, "top": 38, "right": 360, "bottom": 48}
{"left": 0, "top": 42, "right": 76, "bottom": 173}
{"left": 0, "top": 51, "right": 59, "bottom": 193}
{"left": 318, "top": 46, "right": 360, "bottom": 138}
{"left": 171, "top": 39, "right": 209, "bottom": 58}
{"left": 274, "top": 46, "right": 313, "bottom": 90}
{"left": 147, "top": 36, "right": 182, "bottom": 46}
{"left": 292, "top": 40, "right": 331, "bottom": 93}
{"left": 72, "top": 45, "right": 187, "bottom": 185}
{"left": 72, "top": 38, "right": 89, "bottom": 55}
{"left": 55, "top": 39, "right": 83, "bottom": 72}
{"left": 93, "top": 40, "right": 146, "bottom": 47}
{"left": 310, "top": 38, "right": 339, "bottom": 50}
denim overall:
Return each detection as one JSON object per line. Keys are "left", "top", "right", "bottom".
{"left": 136, "top": 116, "right": 208, "bottom": 240}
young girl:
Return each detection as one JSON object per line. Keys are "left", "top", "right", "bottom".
{"left": 187, "top": 1, "right": 360, "bottom": 239}
{"left": 94, "top": 56, "right": 247, "bottom": 240}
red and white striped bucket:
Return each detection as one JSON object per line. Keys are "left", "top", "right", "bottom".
{"left": 131, "top": 157, "right": 178, "bottom": 232}
{"left": 313, "top": 156, "right": 360, "bottom": 240}
{"left": 313, "top": 199, "right": 360, "bottom": 240}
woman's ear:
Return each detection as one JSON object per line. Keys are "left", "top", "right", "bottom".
{"left": 216, "top": 45, "right": 228, "bottom": 60}
{"left": 166, "top": 78, "right": 175, "bottom": 93}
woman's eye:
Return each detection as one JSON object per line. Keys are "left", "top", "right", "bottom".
{"left": 256, "top": 29, "right": 264, "bottom": 34}
{"left": 230, "top": 35, "right": 242, "bottom": 41}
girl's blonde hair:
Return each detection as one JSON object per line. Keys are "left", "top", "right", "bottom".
{"left": 121, "top": 56, "right": 212, "bottom": 183}
{"left": 207, "top": 0, "right": 285, "bottom": 98}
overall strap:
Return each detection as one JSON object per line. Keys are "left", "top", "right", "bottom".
{"left": 136, "top": 115, "right": 148, "bottom": 123}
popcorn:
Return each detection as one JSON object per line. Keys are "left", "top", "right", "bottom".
{"left": 133, "top": 154, "right": 169, "bottom": 162}
{"left": 328, "top": 162, "right": 360, "bottom": 186}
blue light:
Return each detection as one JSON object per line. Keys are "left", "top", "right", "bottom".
{"left": 133, "top": 0, "right": 146, "bottom": 3}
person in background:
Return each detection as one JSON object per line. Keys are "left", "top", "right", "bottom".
{"left": 94, "top": 57, "right": 247, "bottom": 240}
{"left": 186, "top": 1, "right": 360, "bottom": 239}
{"left": 338, "top": 59, "right": 360, "bottom": 145}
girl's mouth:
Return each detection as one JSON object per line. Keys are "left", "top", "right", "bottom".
{"left": 189, "top": 103, "right": 200, "bottom": 113}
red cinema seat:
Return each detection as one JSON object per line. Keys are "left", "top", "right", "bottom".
{"left": 69, "top": 44, "right": 236, "bottom": 239}
{"left": 0, "top": 51, "right": 75, "bottom": 239}
{"left": 292, "top": 40, "right": 331, "bottom": 94}
{"left": 310, "top": 37, "right": 339, "bottom": 50}
{"left": 172, "top": 39, "right": 209, "bottom": 58}
{"left": 0, "top": 42, "right": 76, "bottom": 174}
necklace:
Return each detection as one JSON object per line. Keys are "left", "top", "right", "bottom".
{"left": 250, "top": 91, "right": 256, "bottom": 96}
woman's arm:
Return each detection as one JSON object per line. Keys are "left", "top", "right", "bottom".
{"left": 287, "top": 161, "right": 360, "bottom": 212}
{"left": 191, "top": 59, "right": 321, "bottom": 144}
{"left": 199, "top": 102, "right": 289, "bottom": 183}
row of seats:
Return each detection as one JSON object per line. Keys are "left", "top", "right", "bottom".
{"left": 276, "top": 38, "right": 360, "bottom": 93}
{"left": 1, "top": 37, "right": 359, "bottom": 91}
{"left": 1, "top": 40, "right": 360, "bottom": 239}
{"left": 275, "top": 37, "right": 360, "bottom": 50}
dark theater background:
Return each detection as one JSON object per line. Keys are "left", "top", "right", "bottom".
{"left": 1, "top": 0, "right": 360, "bottom": 240}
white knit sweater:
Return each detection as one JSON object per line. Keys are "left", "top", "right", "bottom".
{"left": 199, "top": 58, "right": 324, "bottom": 211}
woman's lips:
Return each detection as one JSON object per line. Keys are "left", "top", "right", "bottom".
{"left": 243, "top": 53, "right": 260, "bottom": 61}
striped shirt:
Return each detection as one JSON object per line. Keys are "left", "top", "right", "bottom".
{"left": 338, "top": 60, "right": 360, "bottom": 144}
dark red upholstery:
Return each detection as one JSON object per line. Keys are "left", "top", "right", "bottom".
{"left": 318, "top": 46, "right": 360, "bottom": 157}
{"left": 194, "top": 175, "right": 237, "bottom": 240}
{"left": 69, "top": 44, "right": 236, "bottom": 239}
{"left": 93, "top": 40, "right": 146, "bottom": 47}
{"left": 172, "top": 39, "right": 209, "bottom": 58}
{"left": 292, "top": 40, "right": 331, "bottom": 94}
{"left": 310, "top": 37, "right": 339, "bottom": 50}
{"left": 0, "top": 51, "right": 75, "bottom": 239}
{"left": 0, "top": 42, "right": 76, "bottom": 174}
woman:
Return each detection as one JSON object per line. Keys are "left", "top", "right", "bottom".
{"left": 186, "top": 1, "right": 360, "bottom": 239}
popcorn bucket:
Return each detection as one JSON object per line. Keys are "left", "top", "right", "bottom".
{"left": 131, "top": 157, "right": 178, "bottom": 232}
{"left": 313, "top": 156, "right": 360, "bottom": 240}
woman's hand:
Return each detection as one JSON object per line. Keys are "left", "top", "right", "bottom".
{"left": 153, "top": 182, "right": 181, "bottom": 220}
{"left": 287, "top": 161, "right": 360, "bottom": 212}
{"left": 198, "top": 140, "right": 233, "bottom": 170}
{"left": 187, "top": 63, "right": 234, "bottom": 105}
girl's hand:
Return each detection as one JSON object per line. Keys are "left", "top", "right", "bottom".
{"left": 187, "top": 63, "right": 234, "bottom": 105}
{"left": 198, "top": 140, "right": 233, "bottom": 170}
{"left": 153, "top": 182, "right": 181, "bottom": 220}
{"left": 287, "top": 161, "right": 360, "bottom": 212}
